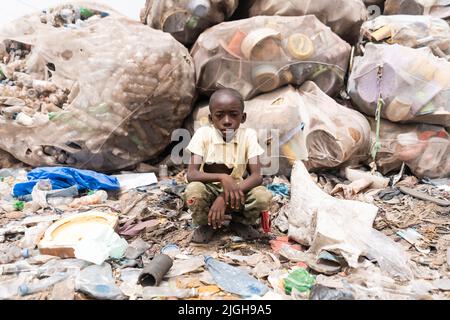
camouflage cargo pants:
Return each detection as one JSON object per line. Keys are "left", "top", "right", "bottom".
{"left": 183, "top": 182, "right": 272, "bottom": 226}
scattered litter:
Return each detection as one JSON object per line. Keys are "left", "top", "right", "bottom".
{"left": 205, "top": 256, "right": 269, "bottom": 298}
{"left": 398, "top": 186, "right": 450, "bottom": 207}
{"left": 125, "top": 238, "right": 151, "bottom": 260}
{"left": 309, "top": 284, "right": 354, "bottom": 300}
{"left": 166, "top": 256, "right": 204, "bottom": 278}
{"left": 139, "top": 254, "right": 173, "bottom": 287}
{"left": 38, "top": 211, "right": 127, "bottom": 265}
{"left": 284, "top": 268, "right": 316, "bottom": 295}
{"left": 397, "top": 228, "right": 431, "bottom": 254}
{"left": 432, "top": 279, "right": 450, "bottom": 291}
{"left": 113, "top": 173, "right": 158, "bottom": 192}
{"left": 75, "top": 263, "right": 125, "bottom": 300}
{"left": 13, "top": 167, "right": 120, "bottom": 197}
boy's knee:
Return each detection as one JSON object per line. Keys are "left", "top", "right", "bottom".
{"left": 184, "top": 182, "right": 208, "bottom": 207}
{"left": 249, "top": 186, "right": 272, "bottom": 210}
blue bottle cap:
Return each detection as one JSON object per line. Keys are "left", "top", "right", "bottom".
{"left": 22, "top": 248, "right": 30, "bottom": 258}
{"left": 18, "top": 284, "right": 28, "bottom": 296}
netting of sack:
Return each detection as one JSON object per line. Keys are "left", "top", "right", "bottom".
{"left": 191, "top": 15, "right": 351, "bottom": 101}
{"left": 189, "top": 82, "right": 371, "bottom": 175}
{"left": 367, "top": 118, "right": 450, "bottom": 178}
{"left": 384, "top": 0, "right": 450, "bottom": 20}
{"left": 360, "top": 15, "right": 450, "bottom": 59}
{"left": 140, "top": 0, "right": 239, "bottom": 46}
{"left": 0, "top": 2, "right": 196, "bottom": 171}
{"left": 248, "top": 0, "right": 368, "bottom": 44}
{"left": 348, "top": 43, "right": 450, "bottom": 126}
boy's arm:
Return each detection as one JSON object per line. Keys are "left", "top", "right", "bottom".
{"left": 238, "top": 156, "right": 263, "bottom": 193}
{"left": 187, "top": 154, "right": 225, "bottom": 183}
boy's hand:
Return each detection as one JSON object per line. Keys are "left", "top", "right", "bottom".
{"left": 220, "top": 174, "right": 245, "bottom": 210}
{"left": 208, "top": 195, "right": 226, "bottom": 229}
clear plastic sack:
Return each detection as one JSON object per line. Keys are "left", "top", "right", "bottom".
{"left": 360, "top": 15, "right": 450, "bottom": 59}
{"left": 384, "top": 0, "right": 450, "bottom": 20}
{"left": 367, "top": 117, "right": 450, "bottom": 178}
{"left": 348, "top": 43, "right": 450, "bottom": 126}
{"left": 191, "top": 15, "right": 351, "bottom": 100}
{"left": 248, "top": 0, "right": 368, "bottom": 44}
{"left": 140, "top": 0, "right": 239, "bottom": 45}
{"left": 0, "top": 1, "right": 196, "bottom": 171}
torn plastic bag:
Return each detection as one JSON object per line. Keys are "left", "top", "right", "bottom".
{"left": 12, "top": 167, "right": 119, "bottom": 197}
{"left": 367, "top": 117, "right": 450, "bottom": 178}
{"left": 348, "top": 43, "right": 450, "bottom": 126}
{"left": 0, "top": 1, "right": 195, "bottom": 172}
{"left": 140, "top": 0, "right": 239, "bottom": 46}
{"left": 360, "top": 15, "right": 450, "bottom": 59}
{"left": 188, "top": 83, "right": 371, "bottom": 176}
{"left": 288, "top": 160, "right": 413, "bottom": 280}
{"left": 191, "top": 15, "right": 351, "bottom": 100}
{"left": 75, "top": 263, "right": 125, "bottom": 300}
{"left": 384, "top": 0, "right": 450, "bottom": 20}
{"left": 248, "top": 0, "right": 368, "bottom": 44}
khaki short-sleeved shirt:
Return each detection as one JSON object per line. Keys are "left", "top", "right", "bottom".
{"left": 186, "top": 126, "right": 264, "bottom": 181}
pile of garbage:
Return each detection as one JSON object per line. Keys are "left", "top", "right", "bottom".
{"left": 0, "top": 0, "right": 449, "bottom": 301}
{"left": 0, "top": 1, "right": 195, "bottom": 171}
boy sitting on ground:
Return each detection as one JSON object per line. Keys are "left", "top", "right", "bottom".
{"left": 183, "top": 88, "right": 272, "bottom": 243}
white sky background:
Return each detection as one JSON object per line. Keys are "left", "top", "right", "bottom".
{"left": 1, "top": 0, "right": 146, "bottom": 27}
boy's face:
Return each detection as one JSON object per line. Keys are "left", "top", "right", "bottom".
{"left": 209, "top": 95, "right": 246, "bottom": 140}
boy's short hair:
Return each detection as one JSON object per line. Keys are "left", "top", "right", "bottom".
{"left": 209, "top": 88, "right": 244, "bottom": 111}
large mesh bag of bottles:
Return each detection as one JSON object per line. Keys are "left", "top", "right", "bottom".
{"left": 384, "top": 0, "right": 450, "bottom": 20}
{"left": 191, "top": 15, "right": 351, "bottom": 101}
{"left": 140, "top": 0, "right": 239, "bottom": 46}
{"left": 360, "top": 15, "right": 450, "bottom": 59}
{"left": 348, "top": 43, "right": 450, "bottom": 127}
{"left": 248, "top": 0, "right": 368, "bottom": 44}
{"left": 0, "top": 2, "right": 196, "bottom": 171}
{"left": 189, "top": 82, "right": 371, "bottom": 175}
{"left": 368, "top": 118, "right": 450, "bottom": 178}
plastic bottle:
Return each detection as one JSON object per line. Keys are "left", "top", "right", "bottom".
{"left": 204, "top": 256, "right": 269, "bottom": 298}
{"left": 0, "top": 260, "right": 37, "bottom": 275}
{"left": 75, "top": 263, "right": 125, "bottom": 300}
{"left": 0, "top": 244, "right": 30, "bottom": 264}
{"left": 69, "top": 190, "right": 108, "bottom": 208}
{"left": 19, "top": 272, "right": 69, "bottom": 296}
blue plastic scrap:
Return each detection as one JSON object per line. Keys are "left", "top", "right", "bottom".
{"left": 13, "top": 167, "right": 120, "bottom": 197}
{"left": 204, "top": 256, "right": 269, "bottom": 298}
{"left": 267, "top": 183, "right": 290, "bottom": 197}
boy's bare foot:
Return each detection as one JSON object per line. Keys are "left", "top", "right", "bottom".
{"left": 229, "top": 221, "right": 262, "bottom": 240}
{"left": 191, "top": 225, "right": 216, "bottom": 244}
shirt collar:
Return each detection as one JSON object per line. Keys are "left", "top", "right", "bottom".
{"left": 212, "top": 127, "right": 240, "bottom": 145}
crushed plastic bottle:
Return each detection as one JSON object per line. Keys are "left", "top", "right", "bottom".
{"left": 19, "top": 272, "right": 69, "bottom": 296}
{"left": 204, "top": 256, "right": 269, "bottom": 298}
{"left": 0, "top": 243, "right": 29, "bottom": 264}
{"left": 0, "top": 273, "right": 29, "bottom": 300}
{"left": 75, "top": 263, "right": 125, "bottom": 300}
{"left": 38, "top": 258, "right": 91, "bottom": 277}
